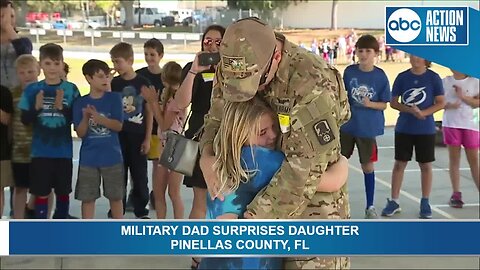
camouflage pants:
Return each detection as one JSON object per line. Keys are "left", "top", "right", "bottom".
{"left": 285, "top": 184, "right": 351, "bottom": 269}
{"left": 285, "top": 256, "right": 350, "bottom": 269}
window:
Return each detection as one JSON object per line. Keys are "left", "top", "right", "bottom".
{"left": 146, "top": 8, "right": 153, "bottom": 15}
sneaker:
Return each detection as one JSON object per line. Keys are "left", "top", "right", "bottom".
{"left": 364, "top": 206, "right": 378, "bottom": 219}
{"left": 419, "top": 199, "right": 432, "bottom": 219}
{"left": 149, "top": 191, "right": 156, "bottom": 210}
{"left": 137, "top": 215, "right": 150, "bottom": 219}
{"left": 381, "top": 199, "right": 401, "bottom": 217}
{"left": 125, "top": 193, "right": 134, "bottom": 212}
{"left": 449, "top": 192, "right": 464, "bottom": 208}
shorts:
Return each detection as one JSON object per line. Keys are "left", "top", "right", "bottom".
{"left": 395, "top": 133, "right": 436, "bottom": 163}
{"left": 30, "top": 158, "right": 72, "bottom": 197}
{"left": 183, "top": 153, "right": 207, "bottom": 189}
{"left": 340, "top": 132, "right": 378, "bottom": 164}
{"left": 12, "top": 162, "right": 31, "bottom": 188}
{"left": 443, "top": 127, "right": 480, "bottom": 149}
{"left": 75, "top": 163, "right": 125, "bottom": 201}
{"left": 0, "top": 160, "right": 13, "bottom": 188}
{"left": 147, "top": 135, "right": 161, "bottom": 160}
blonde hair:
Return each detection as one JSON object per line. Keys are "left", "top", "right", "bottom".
{"left": 160, "top": 61, "right": 182, "bottom": 106}
{"left": 15, "top": 54, "right": 39, "bottom": 71}
{"left": 213, "top": 97, "right": 277, "bottom": 196}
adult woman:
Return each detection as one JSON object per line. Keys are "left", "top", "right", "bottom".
{"left": 1, "top": 0, "right": 32, "bottom": 89}
{"left": 162, "top": 24, "right": 225, "bottom": 269}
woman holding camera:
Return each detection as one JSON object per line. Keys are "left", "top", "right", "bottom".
{"left": 169, "top": 24, "right": 225, "bottom": 269}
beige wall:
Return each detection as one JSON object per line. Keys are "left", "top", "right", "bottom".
{"left": 280, "top": 1, "right": 479, "bottom": 29}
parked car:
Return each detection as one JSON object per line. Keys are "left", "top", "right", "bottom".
{"left": 52, "top": 20, "right": 67, "bottom": 30}
{"left": 181, "top": 16, "right": 192, "bottom": 26}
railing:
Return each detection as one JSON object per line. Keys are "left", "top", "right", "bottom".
{"left": 22, "top": 27, "right": 203, "bottom": 49}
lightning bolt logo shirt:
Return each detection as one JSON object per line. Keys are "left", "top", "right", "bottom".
{"left": 340, "top": 64, "right": 391, "bottom": 138}
{"left": 18, "top": 80, "right": 80, "bottom": 158}
{"left": 392, "top": 69, "right": 444, "bottom": 135}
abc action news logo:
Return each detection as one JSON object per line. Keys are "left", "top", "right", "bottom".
{"left": 385, "top": 6, "right": 469, "bottom": 45}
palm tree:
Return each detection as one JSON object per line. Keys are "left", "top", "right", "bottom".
{"left": 330, "top": 0, "right": 338, "bottom": 30}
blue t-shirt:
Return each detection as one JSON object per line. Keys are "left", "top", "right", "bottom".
{"left": 341, "top": 65, "right": 391, "bottom": 138}
{"left": 73, "top": 92, "right": 123, "bottom": 167}
{"left": 200, "top": 146, "right": 284, "bottom": 270}
{"left": 111, "top": 74, "right": 150, "bottom": 134}
{"left": 392, "top": 69, "right": 444, "bottom": 135}
{"left": 18, "top": 80, "right": 80, "bottom": 158}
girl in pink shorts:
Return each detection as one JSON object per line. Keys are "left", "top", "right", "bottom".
{"left": 442, "top": 70, "right": 479, "bottom": 208}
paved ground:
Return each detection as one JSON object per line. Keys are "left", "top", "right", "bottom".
{"left": 1, "top": 127, "right": 479, "bottom": 269}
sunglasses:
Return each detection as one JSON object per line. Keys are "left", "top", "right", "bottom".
{"left": 203, "top": 38, "right": 222, "bottom": 47}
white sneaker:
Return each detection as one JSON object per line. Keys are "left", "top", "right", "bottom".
{"left": 365, "top": 206, "right": 378, "bottom": 219}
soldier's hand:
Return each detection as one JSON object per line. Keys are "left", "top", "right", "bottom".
{"left": 35, "top": 90, "right": 44, "bottom": 111}
{"left": 243, "top": 212, "right": 255, "bottom": 219}
{"left": 54, "top": 89, "right": 64, "bottom": 110}
{"left": 199, "top": 153, "right": 223, "bottom": 201}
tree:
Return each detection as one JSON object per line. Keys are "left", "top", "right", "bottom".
{"left": 330, "top": 0, "right": 338, "bottom": 30}
{"left": 93, "top": 0, "right": 120, "bottom": 27}
{"left": 121, "top": 0, "right": 134, "bottom": 28}
{"left": 226, "top": 0, "right": 305, "bottom": 11}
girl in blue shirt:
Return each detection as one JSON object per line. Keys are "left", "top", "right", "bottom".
{"left": 199, "top": 97, "right": 348, "bottom": 269}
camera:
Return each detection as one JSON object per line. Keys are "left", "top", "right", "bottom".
{"left": 198, "top": 52, "right": 220, "bottom": 66}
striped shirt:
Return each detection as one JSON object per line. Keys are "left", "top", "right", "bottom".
{"left": 11, "top": 85, "right": 33, "bottom": 163}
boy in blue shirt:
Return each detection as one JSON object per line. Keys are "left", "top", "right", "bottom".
{"left": 19, "top": 43, "right": 80, "bottom": 219}
{"left": 73, "top": 59, "right": 124, "bottom": 219}
{"left": 382, "top": 55, "right": 445, "bottom": 219}
{"left": 340, "top": 34, "right": 391, "bottom": 219}
{"left": 110, "top": 42, "right": 153, "bottom": 219}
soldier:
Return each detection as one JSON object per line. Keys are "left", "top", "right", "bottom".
{"left": 199, "top": 17, "right": 352, "bottom": 269}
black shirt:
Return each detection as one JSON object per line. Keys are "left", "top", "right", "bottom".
{"left": 136, "top": 67, "right": 164, "bottom": 135}
{"left": 0, "top": 85, "right": 13, "bottom": 160}
{"left": 111, "top": 74, "right": 151, "bottom": 134}
{"left": 181, "top": 62, "right": 215, "bottom": 138}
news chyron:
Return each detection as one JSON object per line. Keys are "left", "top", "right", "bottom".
{"left": 385, "top": 6, "right": 468, "bottom": 46}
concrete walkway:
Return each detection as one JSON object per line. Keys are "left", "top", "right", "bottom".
{"left": 1, "top": 127, "right": 479, "bottom": 269}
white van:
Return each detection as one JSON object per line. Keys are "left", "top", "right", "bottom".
{"left": 170, "top": 9, "right": 193, "bottom": 24}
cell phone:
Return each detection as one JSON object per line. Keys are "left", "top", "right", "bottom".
{"left": 198, "top": 52, "right": 220, "bottom": 66}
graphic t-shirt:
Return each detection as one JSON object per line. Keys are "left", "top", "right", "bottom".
{"left": 392, "top": 69, "right": 444, "bottom": 135}
{"left": 73, "top": 92, "right": 123, "bottom": 167}
{"left": 200, "top": 146, "right": 284, "bottom": 270}
{"left": 11, "top": 85, "right": 33, "bottom": 163}
{"left": 136, "top": 67, "right": 164, "bottom": 135}
{"left": 442, "top": 76, "right": 479, "bottom": 131}
{"left": 18, "top": 80, "right": 80, "bottom": 158}
{"left": 111, "top": 74, "right": 150, "bottom": 134}
{"left": 0, "top": 85, "right": 13, "bottom": 160}
{"left": 341, "top": 64, "right": 391, "bottom": 138}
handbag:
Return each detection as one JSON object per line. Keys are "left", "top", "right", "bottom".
{"left": 159, "top": 111, "right": 200, "bottom": 177}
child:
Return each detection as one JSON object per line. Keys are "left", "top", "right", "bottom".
{"left": 382, "top": 55, "right": 445, "bottom": 219}
{"left": 73, "top": 59, "right": 124, "bottom": 219}
{"left": 143, "top": 61, "right": 185, "bottom": 219}
{"left": 340, "top": 34, "right": 391, "bottom": 219}
{"left": 110, "top": 42, "right": 152, "bottom": 219}
{"left": 199, "top": 97, "right": 348, "bottom": 270}
{"left": 18, "top": 43, "right": 80, "bottom": 219}
{"left": 134, "top": 38, "right": 164, "bottom": 211}
{"left": 442, "top": 70, "right": 479, "bottom": 207}
{"left": 0, "top": 84, "right": 13, "bottom": 218}
{"left": 10, "top": 55, "right": 39, "bottom": 219}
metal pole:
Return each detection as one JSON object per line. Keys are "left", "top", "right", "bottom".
{"left": 63, "top": 30, "right": 66, "bottom": 46}
{"left": 36, "top": 30, "right": 39, "bottom": 44}
{"left": 91, "top": 29, "right": 94, "bottom": 47}
{"left": 184, "top": 33, "right": 187, "bottom": 50}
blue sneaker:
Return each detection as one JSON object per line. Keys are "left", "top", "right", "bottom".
{"left": 419, "top": 199, "right": 432, "bottom": 219}
{"left": 381, "top": 199, "right": 401, "bottom": 217}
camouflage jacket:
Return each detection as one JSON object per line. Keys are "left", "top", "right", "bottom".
{"left": 200, "top": 39, "right": 351, "bottom": 219}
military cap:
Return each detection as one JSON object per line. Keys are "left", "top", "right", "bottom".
{"left": 218, "top": 17, "right": 277, "bottom": 102}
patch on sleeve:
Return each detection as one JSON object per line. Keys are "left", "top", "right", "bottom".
{"left": 313, "top": 119, "right": 335, "bottom": 145}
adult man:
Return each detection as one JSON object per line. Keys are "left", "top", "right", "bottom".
{"left": 199, "top": 17, "right": 351, "bottom": 269}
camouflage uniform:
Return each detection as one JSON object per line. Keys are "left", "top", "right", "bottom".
{"left": 200, "top": 18, "right": 351, "bottom": 269}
